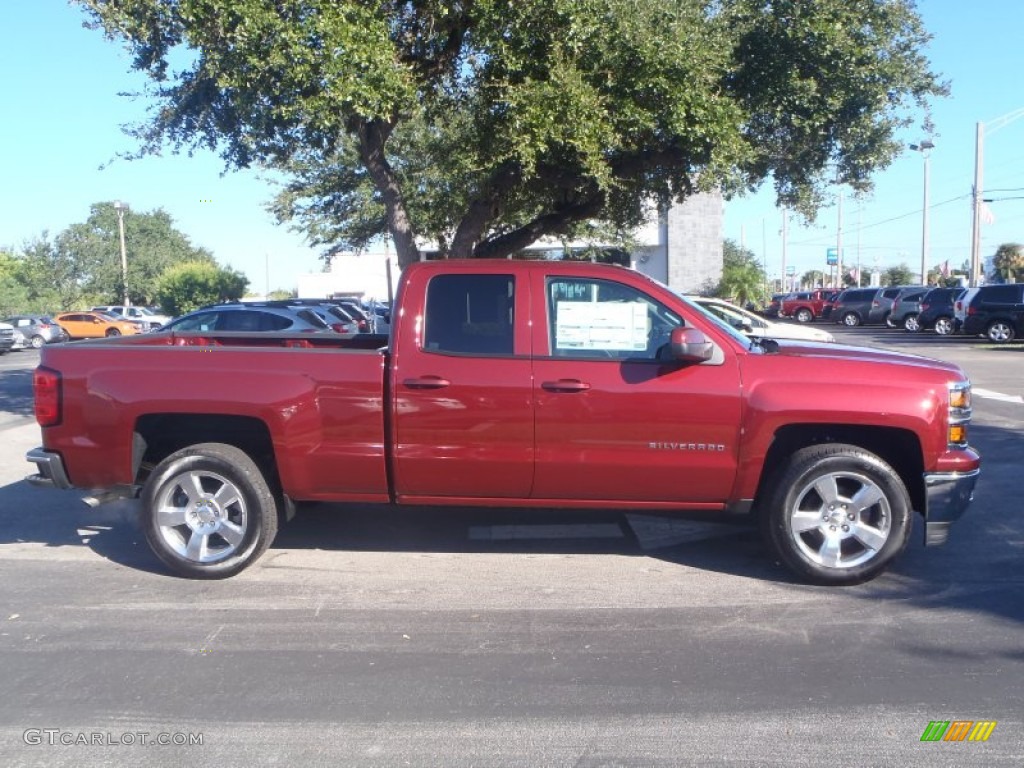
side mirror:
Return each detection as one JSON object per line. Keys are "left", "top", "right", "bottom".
{"left": 669, "top": 327, "right": 714, "bottom": 362}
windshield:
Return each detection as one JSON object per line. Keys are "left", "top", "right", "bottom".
{"left": 675, "top": 295, "right": 758, "bottom": 348}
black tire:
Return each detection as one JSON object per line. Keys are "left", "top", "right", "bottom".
{"left": 762, "top": 444, "right": 911, "bottom": 585}
{"left": 986, "top": 320, "right": 1015, "bottom": 343}
{"left": 795, "top": 308, "right": 813, "bottom": 323}
{"left": 141, "top": 442, "right": 279, "bottom": 578}
{"left": 841, "top": 312, "right": 861, "bottom": 327}
{"left": 105, "top": 328, "right": 122, "bottom": 337}
{"left": 903, "top": 313, "right": 920, "bottom": 332}
{"left": 933, "top": 316, "right": 954, "bottom": 336}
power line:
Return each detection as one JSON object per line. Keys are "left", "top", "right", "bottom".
{"left": 787, "top": 194, "right": 970, "bottom": 247}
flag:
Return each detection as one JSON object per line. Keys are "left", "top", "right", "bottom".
{"left": 981, "top": 203, "right": 996, "bottom": 225}
{"left": 941, "top": 260, "right": 950, "bottom": 278}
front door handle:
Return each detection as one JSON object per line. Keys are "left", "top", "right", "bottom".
{"left": 403, "top": 375, "right": 451, "bottom": 390}
{"left": 541, "top": 379, "right": 591, "bottom": 393}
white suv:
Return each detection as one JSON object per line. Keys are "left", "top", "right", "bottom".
{"left": 91, "top": 305, "right": 172, "bottom": 331}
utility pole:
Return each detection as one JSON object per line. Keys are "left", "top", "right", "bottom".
{"left": 970, "top": 107, "right": 1024, "bottom": 287}
{"left": 836, "top": 188, "right": 844, "bottom": 288}
{"left": 114, "top": 201, "right": 129, "bottom": 307}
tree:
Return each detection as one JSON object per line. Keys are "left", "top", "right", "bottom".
{"left": 156, "top": 263, "right": 248, "bottom": 316}
{"left": 155, "top": 262, "right": 249, "bottom": 315}
{"left": 882, "top": 264, "right": 914, "bottom": 287}
{"left": 78, "top": 0, "right": 946, "bottom": 269}
{"left": 992, "top": 243, "right": 1024, "bottom": 283}
{"left": 0, "top": 250, "right": 30, "bottom": 316}
{"left": 714, "top": 240, "right": 765, "bottom": 305}
{"left": 59, "top": 202, "right": 216, "bottom": 306}
{"left": 800, "top": 270, "right": 826, "bottom": 289}
{"left": 16, "top": 234, "right": 92, "bottom": 312}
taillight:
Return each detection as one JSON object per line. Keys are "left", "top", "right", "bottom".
{"left": 967, "top": 305, "right": 977, "bottom": 316}
{"left": 330, "top": 323, "right": 347, "bottom": 333}
{"left": 33, "top": 366, "right": 62, "bottom": 427}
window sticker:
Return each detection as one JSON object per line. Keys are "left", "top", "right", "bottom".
{"left": 555, "top": 301, "right": 648, "bottom": 351}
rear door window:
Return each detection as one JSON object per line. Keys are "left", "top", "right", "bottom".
{"left": 424, "top": 274, "right": 515, "bottom": 355}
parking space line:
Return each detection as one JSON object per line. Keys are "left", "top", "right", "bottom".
{"left": 973, "top": 388, "right": 1024, "bottom": 404}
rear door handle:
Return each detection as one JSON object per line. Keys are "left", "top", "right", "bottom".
{"left": 541, "top": 379, "right": 591, "bottom": 393}
{"left": 403, "top": 376, "right": 451, "bottom": 390}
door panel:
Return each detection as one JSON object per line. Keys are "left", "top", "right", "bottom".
{"left": 531, "top": 274, "right": 742, "bottom": 503}
{"left": 392, "top": 272, "right": 535, "bottom": 498}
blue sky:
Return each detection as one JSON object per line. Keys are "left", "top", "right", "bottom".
{"left": 2, "top": 1, "right": 1023, "bottom": 290}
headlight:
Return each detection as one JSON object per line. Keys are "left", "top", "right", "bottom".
{"left": 948, "top": 381, "right": 972, "bottom": 447}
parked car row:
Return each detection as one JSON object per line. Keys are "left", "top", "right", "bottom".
{"left": 157, "top": 297, "right": 394, "bottom": 336}
{"left": 2, "top": 298, "right": 393, "bottom": 351}
{"left": 1, "top": 315, "right": 70, "bottom": 349}
{"left": 808, "top": 282, "right": 1023, "bottom": 343}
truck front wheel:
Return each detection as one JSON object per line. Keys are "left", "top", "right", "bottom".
{"left": 762, "top": 444, "right": 911, "bottom": 585}
{"left": 142, "top": 442, "right": 279, "bottom": 578}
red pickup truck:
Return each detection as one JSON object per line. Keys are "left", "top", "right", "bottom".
{"left": 779, "top": 290, "right": 840, "bottom": 323}
{"left": 26, "top": 260, "right": 979, "bottom": 585}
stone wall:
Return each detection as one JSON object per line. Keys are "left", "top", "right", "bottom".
{"left": 665, "top": 190, "right": 724, "bottom": 294}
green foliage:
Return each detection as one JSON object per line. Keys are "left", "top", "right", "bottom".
{"left": 266, "top": 289, "right": 297, "bottom": 300}
{"left": 14, "top": 234, "right": 95, "bottom": 312}
{"left": 800, "top": 270, "right": 826, "bottom": 289}
{"left": 4, "top": 204, "right": 216, "bottom": 315}
{"left": 0, "top": 251, "right": 30, "bottom": 316}
{"left": 992, "top": 243, "right": 1024, "bottom": 282}
{"left": 58, "top": 202, "right": 215, "bottom": 306}
{"left": 155, "top": 262, "right": 249, "bottom": 315}
{"left": 714, "top": 239, "right": 766, "bottom": 305}
{"left": 882, "top": 264, "right": 915, "bottom": 287}
{"left": 77, "top": 0, "right": 946, "bottom": 269}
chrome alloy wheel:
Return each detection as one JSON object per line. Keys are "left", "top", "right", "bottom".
{"left": 787, "top": 470, "right": 892, "bottom": 570}
{"left": 154, "top": 469, "right": 249, "bottom": 564}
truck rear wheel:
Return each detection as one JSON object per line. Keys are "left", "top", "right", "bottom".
{"left": 762, "top": 444, "right": 911, "bottom": 585}
{"left": 142, "top": 442, "right": 279, "bottom": 578}
{"left": 795, "top": 308, "right": 813, "bottom": 323}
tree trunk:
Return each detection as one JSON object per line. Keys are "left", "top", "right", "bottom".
{"left": 356, "top": 118, "right": 422, "bottom": 270}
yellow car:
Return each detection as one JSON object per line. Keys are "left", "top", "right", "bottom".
{"left": 55, "top": 311, "right": 143, "bottom": 339}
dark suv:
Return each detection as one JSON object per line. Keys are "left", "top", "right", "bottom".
{"left": 888, "top": 287, "right": 929, "bottom": 331}
{"left": 830, "top": 287, "right": 881, "bottom": 326}
{"left": 961, "top": 283, "right": 1024, "bottom": 342}
{"left": 876, "top": 285, "right": 926, "bottom": 327}
{"left": 916, "top": 287, "right": 965, "bottom": 335}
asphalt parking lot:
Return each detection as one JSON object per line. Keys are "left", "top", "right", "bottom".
{"left": 1, "top": 331, "right": 1022, "bottom": 767}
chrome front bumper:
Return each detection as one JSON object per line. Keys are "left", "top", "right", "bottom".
{"left": 923, "top": 469, "right": 980, "bottom": 546}
{"left": 25, "top": 447, "right": 73, "bottom": 490}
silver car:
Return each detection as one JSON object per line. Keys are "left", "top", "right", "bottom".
{"left": 160, "top": 304, "right": 335, "bottom": 333}
{"left": 3, "top": 315, "right": 68, "bottom": 348}
{"left": 91, "top": 305, "right": 173, "bottom": 331}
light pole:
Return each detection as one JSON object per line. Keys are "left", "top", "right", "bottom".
{"left": 114, "top": 201, "right": 129, "bottom": 307}
{"left": 970, "top": 107, "right": 1024, "bottom": 287}
{"left": 909, "top": 139, "right": 934, "bottom": 285}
